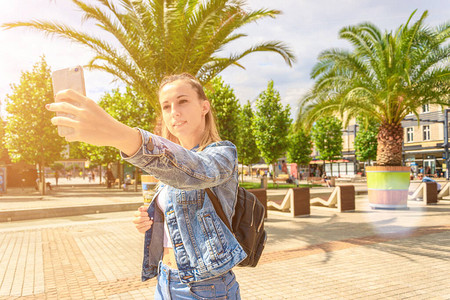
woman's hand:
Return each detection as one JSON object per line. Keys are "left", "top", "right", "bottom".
{"left": 133, "top": 205, "right": 153, "bottom": 233}
{"left": 46, "top": 89, "right": 142, "bottom": 156}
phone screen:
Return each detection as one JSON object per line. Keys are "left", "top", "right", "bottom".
{"left": 51, "top": 66, "right": 86, "bottom": 136}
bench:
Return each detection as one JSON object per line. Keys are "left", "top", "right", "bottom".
{"left": 339, "top": 174, "right": 362, "bottom": 182}
{"left": 310, "top": 185, "right": 355, "bottom": 212}
{"left": 248, "top": 189, "right": 268, "bottom": 219}
{"left": 307, "top": 177, "right": 324, "bottom": 185}
{"left": 267, "top": 187, "right": 310, "bottom": 217}
{"left": 409, "top": 182, "right": 438, "bottom": 204}
{"left": 272, "top": 174, "right": 290, "bottom": 188}
{"left": 114, "top": 178, "right": 121, "bottom": 188}
{"left": 438, "top": 182, "right": 450, "bottom": 200}
{"left": 114, "top": 178, "right": 135, "bottom": 189}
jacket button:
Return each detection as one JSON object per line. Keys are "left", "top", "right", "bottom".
{"left": 146, "top": 141, "right": 154, "bottom": 151}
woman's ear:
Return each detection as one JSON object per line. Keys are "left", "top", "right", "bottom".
{"left": 202, "top": 100, "right": 210, "bottom": 116}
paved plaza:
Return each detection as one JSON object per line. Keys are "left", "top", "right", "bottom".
{"left": 0, "top": 181, "right": 449, "bottom": 299}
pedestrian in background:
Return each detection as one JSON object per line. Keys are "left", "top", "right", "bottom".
{"left": 46, "top": 73, "right": 244, "bottom": 299}
{"left": 418, "top": 173, "right": 441, "bottom": 192}
{"left": 106, "top": 168, "right": 114, "bottom": 188}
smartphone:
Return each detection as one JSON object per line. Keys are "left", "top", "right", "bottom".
{"left": 51, "top": 66, "right": 86, "bottom": 136}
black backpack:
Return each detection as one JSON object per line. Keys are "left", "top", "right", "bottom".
{"left": 206, "top": 187, "right": 267, "bottom": 267}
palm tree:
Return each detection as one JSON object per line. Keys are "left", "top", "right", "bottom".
{"left": 298, "top": 10, "right": 449, "bottom": 166}
{"left": 3, "top": 0, "right": 295, "bottom": 110}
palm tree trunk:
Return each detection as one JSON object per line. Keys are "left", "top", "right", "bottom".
{"left": 376, "top": 122, "right": 403, "bottom": 166}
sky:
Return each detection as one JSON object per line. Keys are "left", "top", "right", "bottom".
{"left": 0, "top": 0, "right": 449, "bottom": 120}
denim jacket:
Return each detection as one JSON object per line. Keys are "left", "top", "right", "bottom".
{"left": 121, "top": 129, "right": 247, "bottom": 283}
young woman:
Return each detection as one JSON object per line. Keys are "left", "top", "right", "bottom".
{"left": 46, "top": 73, "right": 245, "bottom": 299}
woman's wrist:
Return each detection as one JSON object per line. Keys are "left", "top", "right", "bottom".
{"left": 113, "top": 123, "right": 143, "bottom": 156}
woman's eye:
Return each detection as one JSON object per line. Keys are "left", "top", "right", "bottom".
{"left": 163, "top": 105, "right": 170, "bottom": 110}
{"left": 179, "top": 99, "right": 188, "bottom": 104}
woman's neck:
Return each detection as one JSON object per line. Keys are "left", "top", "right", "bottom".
{"left": 180, "top": 138, "right": 201, "bottom": 150}
{"left": 179, "top": 129, "right": 205, "bottom": 150}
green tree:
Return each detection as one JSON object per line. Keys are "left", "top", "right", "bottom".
{"left": 65, "top": 165, "right": 74, "bottom": 173}
{"left": 287, "top": 127, "right": 313, "bottom": 180}
{"left": 354, "top": 119, "right": 379, "bottom": 163}
{"left": 3, "top": 0, "right": 295, "bottom": 110}
{"left": 252, "top": 80, "right": 291, "bottom": 178}
{"left": 76, "top": 87, "right": 156, "bottom": 185}
{"left": 237, "top": 101, "right": 260, "bottom": 180}
{"left": 100, "top": 87, "right": 156, "bottom": 130}
{"left": 205, "top": 76, "right": 241, "bottom": 145}
{"left": 51, "top": 162, "right": 64, "bottom": 172}
{"left": 311, "top": 117, "right": 343, "bottom": 176}
{"left": 68, "top": 141, "right": 86, "bottom": 160}
{"left": 0, "top": 118, "right": 7, "bottom": 162}
{"left": 4, "top": 56, "right": 65, "bottom": 194}
{"left": 299, "top": 10, "right": 450, "bottom": 166}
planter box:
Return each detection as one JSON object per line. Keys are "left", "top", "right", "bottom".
{"left": 366, "top": 166, "right": 410, "bottom": 209}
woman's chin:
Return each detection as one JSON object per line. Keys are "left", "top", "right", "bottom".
{"left": 169, "top": 129, "right": 184, "bottom": 140}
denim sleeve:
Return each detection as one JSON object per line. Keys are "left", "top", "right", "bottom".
{"left": 120, "top": 128, "right": 237, "bottom": 190}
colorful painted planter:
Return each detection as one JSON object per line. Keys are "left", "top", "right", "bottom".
{"left": 366, "top": 166, "right": 410, "bottom": 209}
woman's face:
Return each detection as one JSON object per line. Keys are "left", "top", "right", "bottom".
{"left": 159, "top": 79, "right": 210, "bottom": 149}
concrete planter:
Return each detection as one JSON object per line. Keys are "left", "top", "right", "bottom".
{"left": 366, "top": 166, "right": 410, "bottom": 209}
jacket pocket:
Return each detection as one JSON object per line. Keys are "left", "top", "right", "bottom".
{"left": 176, "top": 190, "right": 203, "bottom": 206}
{"left": 199, "top": 213, "right": 226, "bottom": 260}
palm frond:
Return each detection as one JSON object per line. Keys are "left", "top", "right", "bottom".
{"left": 73, "top": 0, "right": 147, "bottom": 76}
{"left": 299, "top": 9, "right": 450, "bottom": 135}
{"left": 2, "top": 20, "right": 118, "bottom": 61}
{"left": 3, "top": 0, "right": 296, "bottom": 106}
{"left": 228, "top": 41, "right": 295, "bottom": 67}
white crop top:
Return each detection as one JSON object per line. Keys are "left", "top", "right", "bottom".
{"left": 156, "top": 186, "right": 173, "bottom": 248}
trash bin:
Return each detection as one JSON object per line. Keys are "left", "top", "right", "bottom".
{"left": 260, "top": 176, "right": 268, "bottom": 189}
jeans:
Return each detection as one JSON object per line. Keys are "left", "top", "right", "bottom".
{"left": 155, "top": 262, "right": 241, "bottom": 300}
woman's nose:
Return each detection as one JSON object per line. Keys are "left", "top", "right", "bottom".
{"left": 171, "top": 105, "right": 181, "bottom": 116}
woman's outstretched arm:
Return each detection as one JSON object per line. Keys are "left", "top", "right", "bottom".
{"left": 46, "top": 89, "right": 142, "bottom": 156}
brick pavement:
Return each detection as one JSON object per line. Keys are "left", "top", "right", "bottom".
{"left": 1, "top": 189, "right": 450, "bottom": 299}
{"left": 0, "top": 181, "right": 368, "bottom": 222}
{"left": 0, "top": 185, "right": 143, "bottom": 222}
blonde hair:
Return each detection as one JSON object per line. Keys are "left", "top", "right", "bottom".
{"left": 155, "top": 73, "right": 221, "bottom": 151}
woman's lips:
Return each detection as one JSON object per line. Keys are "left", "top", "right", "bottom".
{"left": 172, "top": 121, "right": 186, "bottom": 128}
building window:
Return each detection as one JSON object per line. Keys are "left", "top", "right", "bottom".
{"left": 423, "top": 125, "right": 430, "bottom": 141}
{"left": 406, "top": 127, "right": 414, "bottom": 142}
{"left": 422, "top": 104, "right": 430, "bottom": 113}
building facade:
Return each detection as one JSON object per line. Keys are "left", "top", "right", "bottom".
{"left": 328, "top": 104, "right": 450, "bottom": 177}
{"left": 401, "top": 104, "right": 449, "bottom": 177}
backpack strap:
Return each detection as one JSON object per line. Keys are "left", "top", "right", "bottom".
{"left": 205, "top": 188, "right": 232, "bottom": 232}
